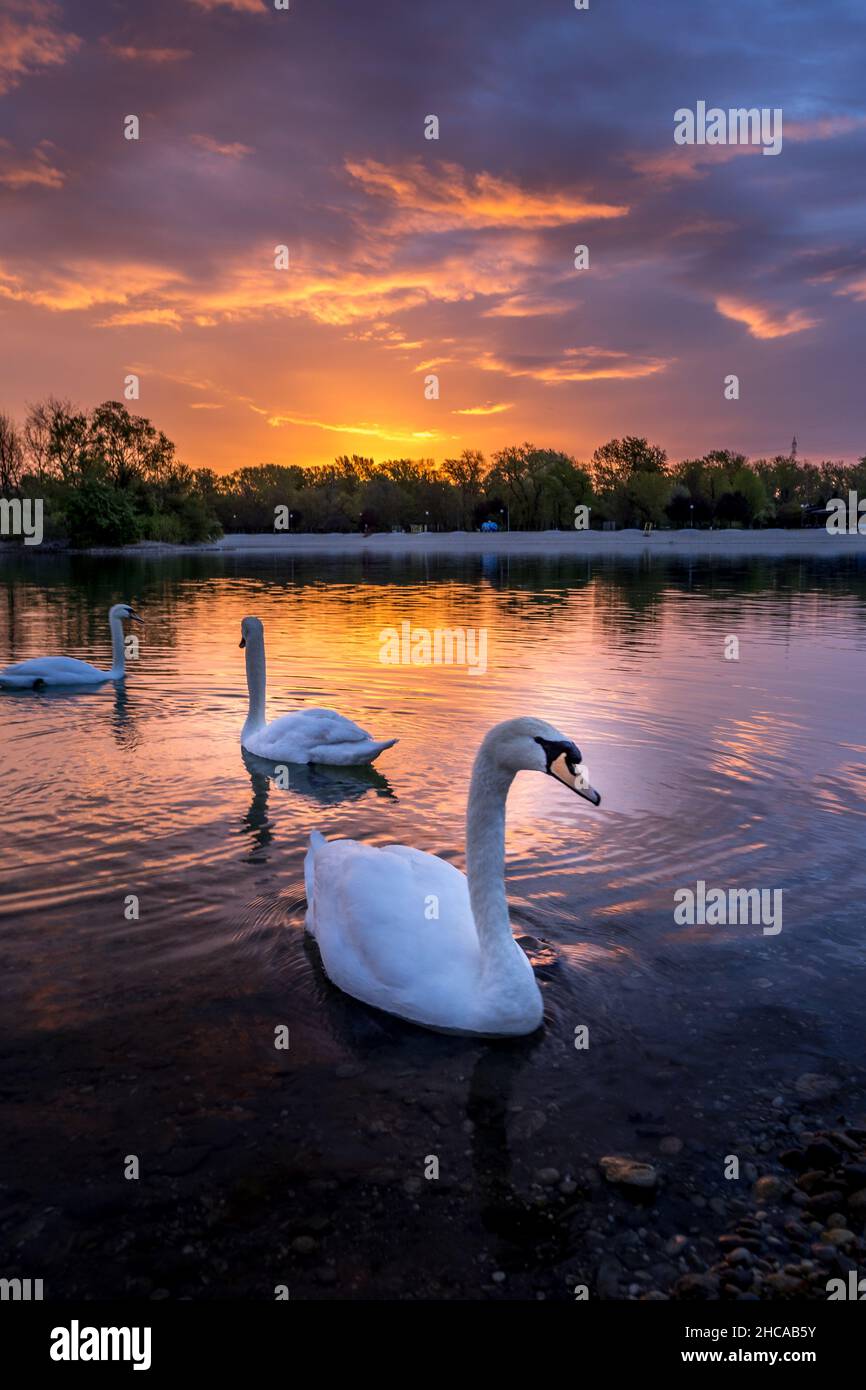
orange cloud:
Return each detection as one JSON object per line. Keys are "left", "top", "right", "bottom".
{"left": 264, "top": 412, "right": 445, "bottom": 444}
{"left": 482, "top": 292, "right": 569, "bottom": 318}
{"left": 786, "top": 114, "right": 866, "bottom": 142}
{"left": 346, "top": 158, "right": 629, "bottom": 230}
{"left": 832, "top": 276, "right": 866, "bottom": 302}
{"left": 801, "top": 255, "right": 866, "bottom": 303}
{"left": 474, "top": 347, "right": 670, "bottom": 384}
{"left": 0, "top": 148, "right": 605, "bottom": 334}
{"left": 188, "top": 0, "right": 264, "bottom": 11}
{"left": 191, "top": 134, "right": 254, "bottom": 159}
{"left": 715, "top": 295, "right": 818, "bottom": 339}
{"left": 104, "top": 42, "right": 193, "bottom": 63}
{"left": 0, "top": 1, "right": 81, "bottom": 95}
{"left": 0, "top": 260, "right": 183, "bottom": 312}
{"left": 629, "top": 143, "right": 761, "bottom": 184}
{"left": 670, "top": 216, "right": 735, "bottom": 238}
{"left": 412, "top": 358, "right": 454, "bottom": 373}
{"left": 0, "top": 239, "right": 610, "bottom": 356}
{"left": 0, "top": 141, "right": 64, "bottom": 189}
{"left": 164, "top": 239, "right": 555, "bottom": 328}
{"left": 630, "top": 112, "right": 866, "bottom": 184}
{"left": 453, "top": 403, "right": 514, "bottom": 416}
{"left": 97, "top": 308, "right": 183, "bottom": 328}
{"left": 144, "top": 370, "right": 230, "bottom": 395}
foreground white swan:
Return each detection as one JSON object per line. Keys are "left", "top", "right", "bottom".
{"left": 304, "top": 715, "right": 601, "bottom": 1035}
{"left": 239, "top": 616, "right": 397, "bottom": 765}
{"left": 0, "top": 604, "right": 143, "bottom": 689}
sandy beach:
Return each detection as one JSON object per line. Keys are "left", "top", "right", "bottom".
{"left": 5, "top": 528, "right": 866, "bottom": 561}
{"left": 113, "top": 527, "right": 866, "bottom": 558}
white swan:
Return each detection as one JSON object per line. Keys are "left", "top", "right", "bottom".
{"left": 0, "top": 603, "right": 143, "bottom": 689}
{"left": 304, "top": 715, "right": 601, "bottom": 1035}
{"left": 239, "top": 615, "right": 397, "bottom": 765}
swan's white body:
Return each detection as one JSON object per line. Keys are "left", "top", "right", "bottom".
{"left": 304, "top": 715, "right": 601, "bottom": 1036}
{"left": 239, "top": 615, "right": 396, "bottom": 766}
{"left": 0, "top": 604, "right": 142, "bottom": 689}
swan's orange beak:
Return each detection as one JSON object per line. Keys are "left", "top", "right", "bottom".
{"left": 549, "top": 751, "right": 601, "bottom": 806}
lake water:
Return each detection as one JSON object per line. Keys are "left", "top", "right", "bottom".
{"left": 1, "top": 549, "right": 865, "bottom": 1299}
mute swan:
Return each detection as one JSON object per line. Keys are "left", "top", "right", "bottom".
{"left": 239, "top": 616, "right": 397, "bottom": 765}
{"left": 0, "top": 604, "right": 143, "bottom": 689}
{"left": 304, "top": 715, "right": 601, "bottom": 1036}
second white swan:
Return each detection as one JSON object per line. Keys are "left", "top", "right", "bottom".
{"left": 304, "top": 715, "right": 601, "bottom": 1035}
{"left": 239, "top": 615, "right": 397, "bottom": 765}
{"left": 0, "top": 603, "right": 143, "bottom": 689}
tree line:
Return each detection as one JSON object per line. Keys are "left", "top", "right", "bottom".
{"left": 1, "top": 398, "right": 864, "bottom": 545}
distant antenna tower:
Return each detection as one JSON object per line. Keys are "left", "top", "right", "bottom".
{"left": 791, "top": 435, "right": 798, "bottom": 458}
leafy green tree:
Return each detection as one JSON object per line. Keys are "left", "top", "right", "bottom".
{"left": 591, "top": 436, "right": 667, "bottom": 493}
{"left": 623, "top": 472, "right": 671, "bottom": 526}
{"left": 753, "top": 455, "right": 810, "bottom": 517}
{"left": 486, "top": 444, "right": 587, "bottom": 529}
{"left": 88, "top": 400, "right": 175, "bottom": 490}
{"left": 358, "top": 473, "right": 411, "bottom": 531}
{"left": 23, "top": 397, "right": 76, "bottom": 481}
{"left": 537, "top": 453, "right": 594, "bottom": 529}
{"left": 62, "top": 481, "right": 142, "bottom": 547}
{"left": 441, "top": 449, "right": 485, "bottom": 529}
{"left": 718, "top": 466, "right": 766, "bottom": 526}
{"left": 0, "top": 412, "right": 24, "bottom": 493}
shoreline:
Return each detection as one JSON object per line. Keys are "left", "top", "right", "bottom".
{"left": 4, "top": 528, "right": 866, "bottom": 560}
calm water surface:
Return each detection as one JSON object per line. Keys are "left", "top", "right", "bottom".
{"left": 1, "top": 550, "right": 865, "bottom": 1296}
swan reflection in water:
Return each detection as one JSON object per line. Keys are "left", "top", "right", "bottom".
{"left": 240, "top": 746, "right": 396, "bottom": 861}
{"left": 107, "top": 681, "right": 141, "bottom": 752}
{"left": 0, "top": 679, "right": 140, "bottom": 751}
{"left": 464, "top": 1041, "right": 577, "bottom": 1268}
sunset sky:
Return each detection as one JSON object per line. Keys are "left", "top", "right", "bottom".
{"left": 1, "top": 0, "right": 864, "bottom": 473}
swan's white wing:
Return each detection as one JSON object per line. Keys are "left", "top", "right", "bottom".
{"left": 245, "top": 707, "right": 396, "bottom": 765}
{"left": 306, "top": 736, "right": 397, "bottom": 766}
{"left": 0, "top": 656, "right": 106, "bottom": 688}
{"left": 278, "top": 707, "right": 374, "bottom": 741}
{"left": 305, "top": 836, "right": 482, "bottom": 1025}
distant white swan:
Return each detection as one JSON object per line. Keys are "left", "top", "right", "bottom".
{"left": 239, "top": 615, "right": 397, "bottom": 765}
{"left": 304, "top": 715, "right": 601, "bottom": 1035}
{"left": 0, "top": 603, "right": 143, "bottom": 689}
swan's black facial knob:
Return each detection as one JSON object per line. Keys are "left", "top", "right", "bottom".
{"left": 533, "top": 736, "right": 600, "bottom": 806}
{"left": 534, "top": 736, "right": 582, "bottom": 772}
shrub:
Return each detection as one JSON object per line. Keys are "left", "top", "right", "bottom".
{"left": 142, "top": 512, "right": 184, "bottom": 544}
{"left": 62, "top": 482, "right": 142, "bottom": 547}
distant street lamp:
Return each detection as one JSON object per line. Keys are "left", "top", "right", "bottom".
{"left": 500, "top": 506, "right": 510, "bottom": 532}
{"left": 689, "top": 502, "right": 694, "bottom": 528}
{"left": 425, "top": 509, "right": 429, "bottom": 533}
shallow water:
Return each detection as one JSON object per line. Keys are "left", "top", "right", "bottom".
{"left": 1, "top": 550, "right": 865, "bottom": 1297}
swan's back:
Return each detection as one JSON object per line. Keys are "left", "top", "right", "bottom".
{"left": 245, "top": 707, "right": 396, "bottom": 764}
{"left": 304, "top": 834, "right": 484, "bottom": 1025}
{"left": 270, "top": 707, "right": 370, "bottom": 742}
{"left": 0, "top": 656, "right": 104, "bottom": 688}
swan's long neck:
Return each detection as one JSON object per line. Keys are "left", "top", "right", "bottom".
{"left": 243, "top": 635, "right": 267, "bottom": 737}
{"left": 466, "top": 744, "right": 517, "bottom": 967}
{"left": 108, "top": 613, "right": 126, "bottom": 676}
